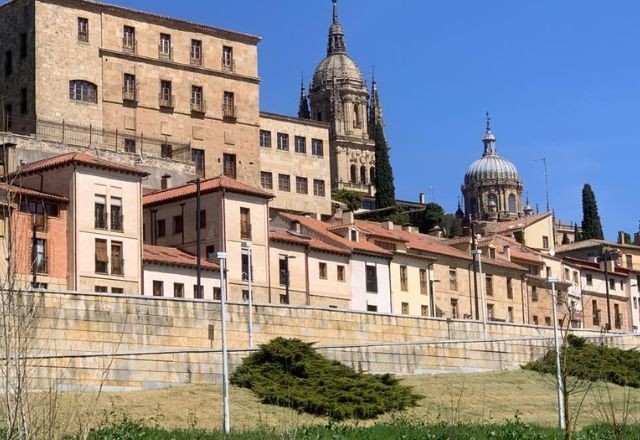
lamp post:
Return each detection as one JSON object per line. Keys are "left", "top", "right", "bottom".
{"left": 471, "top": 246, "right": 488, "bottom": 339}
{"left": 241, "top": 241, "right": 254, "bottom": 348}
{"left": 215, "top": 251, "right": 230, "bottom": 434}
{"left": 598, "top": 248, "right": 620, "bottom": 331}
{"left": 548, "top": 276, "right": 566, "bottom": 430}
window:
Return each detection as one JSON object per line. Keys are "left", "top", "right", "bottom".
{"left": 156, "top": 219, "right": 166, "bottom": 237}
{"left": 191, "top": 85, "right": 204, "bottom": 112}
{"left": 531, "top": 286, "right": 538, "bottom": 302}
{"left": 260, "top": 130, "right": 271, "bottom": 148}
{"left": 223, "top": 92, "right": 235, "bottom": 118}
{"left": 69, "top": 80, "right": 97, "bottom": 103}
{"left": 421, "top": 305, "right": 429, "bottom": 317}
{"left": 20, "top": 88, "right": 27, "bottom": 114}
{"left": 159, "top": 80, "right": 173, "bottom": 107}
{"left": 573, "top": 271, "right": 578, "bottom": 284}
{"left": 620, "top": 280, "right": 625, "bottom": 290}
{"left": 241, "top": 253, "right": 252, "bottom": 281}
{"left": 313, "top": 179, "right": 325, "bottom": 197}
{"left": 400, "top": 265, "right": 408, "bottom": 291}
{"left": 350, "top": 230, "right": 358, "bottom": 242}
{"left": 545, "top": 316, "right": 551, "bottom": 326}
{"left": 94, "top": 194, "right": 107, "bottom": 229}
{"left": 278, "top": 174, "right": 290, "bottom": 192}
{"left": 350, "top": 165, "right": 357, "bottom": 183}
{"left": 190, "top": 39, "right": 202, "bottom": 64}
{"left": 123, "top": 25, "right": 136, "bottom": 51}
{"left": 222, "top": 46, "right": 233, "bottom": 70}
{"left": 366, "top": 265, "right": 378, "bottom": 293}
{"left": 294, "top": 136, "right": 306, "bottom": 154}
{"left": 193, "top": 284, "right": 204, "bottom": 299}
{"left": 296, "top": 177, "right": 308, "bottom": 194}
{"left": 242, "top": 290, "right": 249, "bottom": 301}
{"left": 626, "top": 255, "right": 633, "bottom": 268}
{"left": 508, "top": 194, "right": 517, "bottom": 214}
{"left": 360, "top": 166, "right": 367, "bottom": 184}
{"left": 354, "top": 103, "right": 362, "bottom": 128}
{"left": 592, "top": 300, "right": 600, "bottom": 326}
{"left": 223, "top": 153, "right": 236, "bottom": 178}
{"left": 110, "top": 197, "right": 123, "bottom": 232}
{"left": 213, "top": 287, "right": 221, "bottom": 301}
{"left": 609, "top": 278, "right": 615, "bottom": 290}
{"left": 564, "top": 268, "right": 570, "bottom": 281}
{"left": 542, "top": 236, "right": 549, "bottom": 249}
{"left": 191, "top": 148, "right": 205, "bottom": 177}
{"left": 311, "top": 139, "right": 324, "bottom": 157}
{"left": 507, "top": 278, "right": 513, "bottom": 299}
{"left": 420, "top": 269, "right": 427, "bottom": 295}
{"left": 173, "top": 215, "right": 183, "bottom": 235}
{"left": 451, "top": 299, "right": 459, "bottom": 319}
{"left": 123, "top": 73, "right": 136, "bottom": 101}
{"left": 319, "top": 262, "right": 327, "bottom": 279}
{"left": 95, "top": 239, "right": 108, "bottom": 274}
{"left": 95, "top": 286, "right": 108, "bottom": 293}
{"left": 111, "top": 287, "right": 124, "bottom": 294}
{"left": 487, "top": 304, "right": 495, "bottom": 320}
{"left": 401, "top": 302, "right": 409, "bottom": 315}
{"left": 159, "top": 33, "right": 172, "bottom": 58}
{"left": 111, "top": 242, "right": 123, "bottom": 275}
{"left": 124, "top": 139, "right": 136, "bottom": 153}
{"left": 199, "top": 210, "right": 207, "bottom": 229}
{"left": 4, "top": 51, "right": 12, "bottom": 77}
{"left": 508, "top": 306, "right": 514, "bottom": 322}
{"left": 614, "top": 304, "right": 622, "bottom": 329}
{"left": 485, "top": 274, "right": 493, "bottom": 296}
{"left": 153, "top": 280, "right": 163, "bottom": 297}
{"left": 586, "top": 273, "right": 593, "bottom": 286}
{"left": 77, "top": 17, "right": 89, "bottom": 42}
{"left": 545, "top": 266, "right": 551, "bottom": 278}
{"left": 337, "top": 265, "right": 345, "bottom": 282}
{"left": 279, "top": 257, "right": 289, "bottom": 286}
{"left": 261, "top": 171, "right": 273, "bottom": 190}
{"left": 449, "top": 268, "right": 458, "bottom": 290}
{"left": 240, "top": 207, "right": 251, "bottom": 239}
{"left": 33, "top": 238, "right": 46, "bottom": 274}
{"left": 206, "top": 245, "right": 215, "bottom": 259}
{"left": 367, "top": 304, "right": 378, "bottom": 312}
{"left": 489, "top": 248, "right": 496, "bottom": 259}
{"left": 173, "top": 283, "right": 184, "bottom": 298}
{"left": 19, "top": 33, "right": 27, "bottom": 59}
{"left": 277, "top": 133, "right": 289, "bottom": 151}
{"left": 533, "top": 315, "right": 539, "bottom": 325}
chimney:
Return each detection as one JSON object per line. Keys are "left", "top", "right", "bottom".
{"left": 342, "top": 210, "right": 354, "bottom": 225}
{"left": 618, "top": 231, "right": 626, "bottom": 245}
{"left": 504, "top": 245, "right": 511, "bottom": 262}
{"left": 383, "top": 220, "right": 394, "bottom": 230}
{"left": 419, "top": 193, "right": 425, "bottom": 204}
{"left": 161, "top": 174, "right": 172, "bottom": 190}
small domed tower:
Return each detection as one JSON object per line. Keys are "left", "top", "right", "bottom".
{"left": 309, "top": 0, "right": 376, "bottom": 196}
{"left": 462, "top": 114, "right": 524, "bottom": 221}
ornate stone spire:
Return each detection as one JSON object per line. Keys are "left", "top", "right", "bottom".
{"left": 298, "top": 75, "right": 311, "bottom": 119}
{"left": 327, "top": 0, "right": 347, "bottom": 56}
{"left": 482, "top": 111, "right": 497, "bottom": 156}
{"left": 368, "top": 71, "right": 384, "bottom": 138}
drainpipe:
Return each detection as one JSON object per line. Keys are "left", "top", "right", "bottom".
{"left": 304, "top": 245, "right": 310, "bottom": 306}
{"left": 72, "top": 164, "right": 78, "bottom": 291}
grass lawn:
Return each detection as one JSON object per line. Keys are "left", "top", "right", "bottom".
{"left": 54, "top": 370, "right": 640, "bottom": 436}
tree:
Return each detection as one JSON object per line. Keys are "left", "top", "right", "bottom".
{"left": 333, "top": 189, "right": 361, "bottom": 212}
{"left": 581, "top": 184, "right": 604, "bottom": 240}
{"left": 562, "top": 232, "right": 570, "bottom": 245}
{"left": 441, "top": 213, "right": 463, "bottom": 238}
{"left": 373, "top": 122, "right": 395, "bottom": 209}
{"left": 573, "top": 224, "right": 582, "bottom": 243}
{"left": 412, "top": 203, "right": 444, "bottom": 234}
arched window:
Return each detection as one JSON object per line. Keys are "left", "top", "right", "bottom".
{"left": 360, "top": 165, "right": 367, "bottom": 184}
{"left": 508, "top": 194, "right": 517, "bottom": 213}
{"left": 69, "top": 80, "right": 97, "bottom": 103}
{"left": 369, "top": 167, "right": 375, "bottom": 184}
{"left": 488, "top": 193, "right": 498, "bottom": 206}
{"left": 350, "top": 164, "right": 357, "bottom": 183}
{"left": 354, "top": 103, "right": 361, "bottom": 128}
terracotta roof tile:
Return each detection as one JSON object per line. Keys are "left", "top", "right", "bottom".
{"left": 14, "top": 152, "right": 148, "bottom": 177}
{"left": 143, "top": 245, "right": 219, "bottom": 271}
{"left": 143, "top": 175, "right": 274, "bottom": 207}
{"left": 0, "top": 183, "right": 69, "bottom": 203}
{"left": 483, "top": 213, "right": 551, "bottom": 234}
{"left": 269, "top": 229, "right": 351, "bottom": 256}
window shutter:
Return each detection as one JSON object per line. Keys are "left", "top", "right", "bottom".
{"left": 95, "top": 240, "right": 108, "bottom": 263}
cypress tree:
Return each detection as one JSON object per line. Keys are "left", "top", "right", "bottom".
{"left": 573, "top": 224, "right": 581, "bottom": 242}
{"left": 373, "top": 121, "right": 396, "bottom": 209}
{"left": 581, "top": 184, "right": 604, "bottom": 240}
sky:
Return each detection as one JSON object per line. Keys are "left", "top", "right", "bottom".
{"left": 106, "top": 0, "right": 640, "bottom": 240}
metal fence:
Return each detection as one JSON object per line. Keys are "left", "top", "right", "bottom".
{"left": 1, "top": 114, "right": 193, "bottom": 163}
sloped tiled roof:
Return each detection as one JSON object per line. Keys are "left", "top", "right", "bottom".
{"left": 557, "top": 239, "right": 640, "bottom": 253}
{"left": 0, "top": 183, "right": 69, "bottom": 203}
{"left": 269, "top": 229, "right": 350, "bottom": 256}
{"left": 562, "top": 256, "right": 630, "bottom": 276}
{"left": 14, "top": 152, "right": 148, "bottom": 177}
{"left": 279, "top": 213, "right": 392, "bottom": 257}
{"left": 483, "top": 213, "right": 552, "bottom": 234}
{"left": 143, "top": 245, "right": 219, "bottom": 271}
{"left": 143, "top": 175, "right": 274, "bottom": 207}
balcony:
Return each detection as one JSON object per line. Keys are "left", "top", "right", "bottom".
{"left": 158, "top": 45, "right": 173, "bottom": 60}
{"left": 122, "top": 38, "right": 137, "bottom": 53}
{"left": 122, "top": 87, "right": 137, "bottom": 103}
{"left": 222, "top": 104, "right": 237, "bottom": 120}
{"left": 191, "top": 99, "right": 206, "bottom": 114}
{"left": 158, "top": 94, "right": 175, "bottom": 109}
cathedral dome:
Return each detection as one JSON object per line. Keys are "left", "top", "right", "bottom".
{"left": 463, "top": 130, "right": 520, "bottom": 185}
{"left": 312, "top": 53, "right": 364, "bottom": 89}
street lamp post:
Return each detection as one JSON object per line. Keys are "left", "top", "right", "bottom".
{"left": 548, "top": 276, "right": 566, "bottom": 430}
{"left": 216, "top": 251, "right": 230, "bottom": 435}
{"left": 471, "top": 246, "right": 488, "bottom": 339}
{"left": 241, "top": 241, "right": 254, "bottom": 348}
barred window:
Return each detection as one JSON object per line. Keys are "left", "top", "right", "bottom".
{"left": 69, "top": 80, "right": 97, "bottom": 103}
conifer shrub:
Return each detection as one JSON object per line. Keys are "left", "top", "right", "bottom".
{"left": 524, "top": 335, "right": 640, "bottom": 388}
{"left": 230, "top": 338, "right": 422, "bottom": 420}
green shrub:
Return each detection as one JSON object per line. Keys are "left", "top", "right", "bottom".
{"left": 524, "top": 335, "right": 640, "bottom": 388}
{"left": 230, "top": 337, "right": 422, "bottom": 420}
